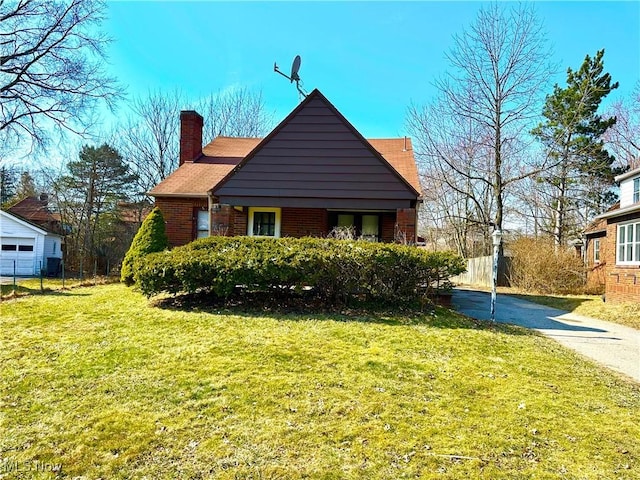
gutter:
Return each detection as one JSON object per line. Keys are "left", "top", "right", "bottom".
{"left": 595, "top": 203, "right": 640, "bottom": 220}
{"left": 614, "top": 167, "right": 640, "bottom": 183}
{"left": 146, "top": 193, "right": 209, "bottom": 199}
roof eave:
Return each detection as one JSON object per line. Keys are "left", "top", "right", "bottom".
{"left": 148, "top": 192, "right": 209, "bottom": 199}
{"left": 595, "top": 203, "right": 640, "bottom": 220}
{"left": 0, "top": 209, "right": 57, "bottom": 235}
{"left": 614, "top": 166, "right": 640, "bottom": 183}
{"left": 584, "top": 228, "right": 607, "bottom": 235}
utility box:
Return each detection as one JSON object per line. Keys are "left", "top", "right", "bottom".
{"left": 46, "top": 257, "right": 61, "bottom": 277}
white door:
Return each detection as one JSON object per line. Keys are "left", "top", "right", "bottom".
{"left": 0, "top": 237, "right": 36, "bottom": 275}
{"left": 196, "top": 210, "right": 209, "bottom": 239}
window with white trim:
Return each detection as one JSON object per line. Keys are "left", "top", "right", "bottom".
{"left": 593, "top": 238, "right": 600, "bottom": 263}
{"left": 617, "top": 221, "right": 640, "bottom": 265}
{"left": 634, "top": 177, "right": 640, "bottom": 204}
{"left": 247, "top": 207, "right": 281, "bottom": 238}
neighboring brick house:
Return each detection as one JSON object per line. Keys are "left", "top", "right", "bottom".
{"left": 150, "top": 89, "right": 422, "bottom": 247}
{"left": 584, "top": 215, "right": 609, "bottom": 293}
{"left": 585, "top": 166, "right": 640, "bottom": 302}
{"left": 8, "top": 194, "right": 63, "bottom": 235}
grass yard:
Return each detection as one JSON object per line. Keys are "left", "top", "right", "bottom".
{"left": 1, "top": 284, "right": 639, "bottom": 479}
{"left": 506, "top": 292, "right": 640, "bottom": 330}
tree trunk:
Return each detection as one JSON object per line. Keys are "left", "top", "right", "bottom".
{"left": 554, "top": 140, "right": 571, "bottom": 249}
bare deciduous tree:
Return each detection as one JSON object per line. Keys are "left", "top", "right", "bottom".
{"left": 198, "top": 87, "right": 273, "bottom": 140}
{"left": 605, "top": 83, "right": 640, "bottom": 170}
{"left": 408, "top": 99, "right": 495, "bottom": 257}
{"left": 117, "top": 88, "right": 274, "bottom": 199}
{"left": 408, "top": 3, "right": 553, "bottom": 254}
{"left": 441, "top": 2, "right": 553, "bottom": 230}
{"left": 0, "top": 0, "right": 121, "bottom": 152}
{"left": 117, "top": 90, "right": 183, "bottom": 195}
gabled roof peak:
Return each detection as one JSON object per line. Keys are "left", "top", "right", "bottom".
{"left": 212, "top": 88, "right": 420, "bottom": 199}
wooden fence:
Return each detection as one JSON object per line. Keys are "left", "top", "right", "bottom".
{"left": 451, "top": 255, "right": 511, "bottom": 287}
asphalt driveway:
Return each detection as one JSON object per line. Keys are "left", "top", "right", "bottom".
{"left": 452, "top": 288, "right": 640, "bottom": 383}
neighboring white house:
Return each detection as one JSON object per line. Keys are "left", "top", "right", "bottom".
{"left": 0, "top": 209, "right": 63, "bottom": 276}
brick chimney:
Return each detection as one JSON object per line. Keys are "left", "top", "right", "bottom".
{"left": 179, "top": 110, "right": 203, "bottom": 165}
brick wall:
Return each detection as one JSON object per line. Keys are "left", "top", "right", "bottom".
{"left": 604, "top": 217, "right": 640, "bottom": 303}
{"left": 381, "top": 213, "right": 396, "bottom": 242}
{"left": 281, "top": 208, "right": 328, "bottom": 237}
{"left": 211, "top": 204, "right": 232, "bottom": 236}
{"left": 156, "top": 200, "right": 417, "bottom": 246}
{"left": 179, "top": 111, "right": 203, "bottom": 165}
{"left": 232, "top": 207, "right": 248, "bottom": 236}
{"left": 395, "top": 208, "right": 417, "bottom": 244}
{"left": 155, "top": 197, "right": 207, "bottom": 247}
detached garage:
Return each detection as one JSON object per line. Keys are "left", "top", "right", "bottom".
{"left": 0, "top": 210, "right": 62, "bottom": 276}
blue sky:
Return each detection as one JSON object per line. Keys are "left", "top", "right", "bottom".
{"left": 104, "top": 1, "right": 640, "bottom": 139}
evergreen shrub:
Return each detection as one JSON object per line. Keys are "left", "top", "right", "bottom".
{"left": 135, "top": 236, "right": 465, "bottom": 306}
{"left": 121, "top": 207, "right": 169, "bottom": 285}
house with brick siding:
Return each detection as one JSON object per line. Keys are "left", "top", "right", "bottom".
{"left": 8, "top": 194, "right": 63, "bottom": 235}
{"left": 150, "top": 89, "right": 421, "bottom": 247}
{"left": 584, "top": 166, "right": 640, "bottom": 302}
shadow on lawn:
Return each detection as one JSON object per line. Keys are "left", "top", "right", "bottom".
{"left": 152, "top": 290, "right": 531, "bottom": 336}
{"left": 503, "top": 292, "right": 592, "bottom": 313}
{"left": 0, "top": 287, "right": 91, "bottom": 300}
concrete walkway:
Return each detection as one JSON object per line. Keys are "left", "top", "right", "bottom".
{"left": 0, "top": 276, "right": 31, "bottom": 285}
{"left": 452, "top": 288, "right": 640, "bottom": 383}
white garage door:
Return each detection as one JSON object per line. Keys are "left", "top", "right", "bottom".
{"left": 0, "top": 237, "right": 36, "bottom": 276}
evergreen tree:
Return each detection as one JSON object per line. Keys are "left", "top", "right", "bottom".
{"left": 55, "top": 144, "right": 137, "bottom": 276}
{"left": 121, "top": 207, "right": 169, "bottom": 286}
{"left": 532, "top": 50, "right": 619, "bottom": 246}
{"left": 15, "top": 171, "right": 37, "bottom": 200}
{"left": 0, "top": 167, "right": 17, "bottom": 206}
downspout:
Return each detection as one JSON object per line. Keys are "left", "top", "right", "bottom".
{"left": 207, "top": 192, "right": 213, "bottom": 237}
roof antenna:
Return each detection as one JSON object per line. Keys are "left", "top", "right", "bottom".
{"left": 274, "top": 55, "right": 307, "bottom": 98}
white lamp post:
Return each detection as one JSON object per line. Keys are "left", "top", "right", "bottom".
{"left": 490, "top": 228, "right": 503, "bottom": 322}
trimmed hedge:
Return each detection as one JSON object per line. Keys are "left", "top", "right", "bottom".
{"left": 134, "top": 237, "right": 465, "bottom": 306}
{"left": 121, "top": 207, "right": 169, "bottom": 286}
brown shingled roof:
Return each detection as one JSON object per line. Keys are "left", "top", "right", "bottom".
{"left": 202, "top": 136, "right": 260, "bottom": 158}
{"left": 584, "top": 202, "right": 620, "bottom": 234}
{"left": 8, "top": 196, "right": 61, "bottom": 223}
{"left": 149, "top": 161, "right": 237, "bottom": 197}
{"left": 150, "top": 135, "right": 421, "bottom": 197}
{"left": 583, "top": 217, "right": 608, "bottom": 235}
{"left": 368, "top": 138, "right": 421, "bottom": 194}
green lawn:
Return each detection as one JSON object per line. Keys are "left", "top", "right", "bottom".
{"left": 1, "top": 284, "right": 639, "bottom": 479}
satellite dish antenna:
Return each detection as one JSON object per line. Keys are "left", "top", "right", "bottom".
{"left": 290, "top": 55, "right": 301, "bottom": 83}
{"left": 274, "top": 55, "right": 307, "bottom": 98}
